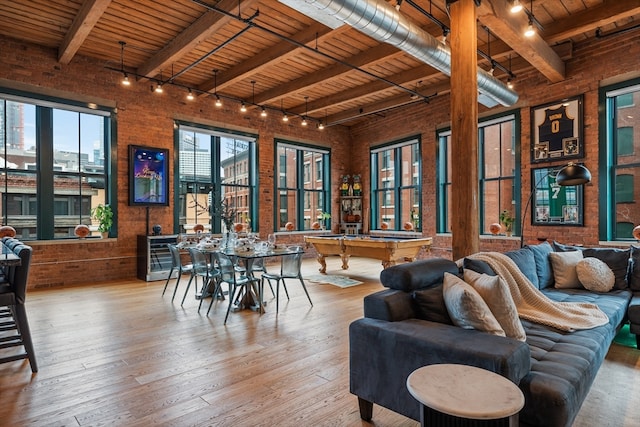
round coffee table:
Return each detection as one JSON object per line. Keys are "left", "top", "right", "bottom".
{"left": 407, "top": 364, "right": 524, "bottom": 427}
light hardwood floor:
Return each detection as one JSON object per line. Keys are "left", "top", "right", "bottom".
{"left": 1, "top": 257, "right": 638, "bottom": 426}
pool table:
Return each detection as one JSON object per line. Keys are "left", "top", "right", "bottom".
{"left": 304, "top": 235, "right": 432, "bottom": 273}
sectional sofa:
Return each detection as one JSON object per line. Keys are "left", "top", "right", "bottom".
{"left": 349, "top": 242, "right": 639, "bottom": 427}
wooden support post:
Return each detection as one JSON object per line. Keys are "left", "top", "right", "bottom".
{"left": 449, "top": 0, "right": 479, "bottom": 260}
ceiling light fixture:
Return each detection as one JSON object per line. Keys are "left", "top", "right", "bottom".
{"left": 318, "top": 121, "right": 325, "bottom": 130}
{"left": 213, "top": 69, "right": 222, "bottom": 107}
{"left": 187, "top": 89, "right": 194, "bottom": 100}
{"left": 155, "top": 82, "right": 163, "bottom": 93}
{"left": 510, "top": 0, "right": 523, "bottom": 14}
{"left": 118, "top": 41, "right": 130, "bottom": 86}
{"left": 302, "top": 96, "right": 309, "bottom": 126}
{"left": 525, "top": 19, "right": 535, "bottom": 37}
{"left": 524, "top": 0, "right": 536, "bottom": 37}
{"left": 240, "top": 102, "right": 247, "bottom": 112}
{"left": 281, "top": 99, "right": 288, "bottom": 122}
{"left": 261, "top": 107, "right": 267, "bottom": 117}
{"left": 507, "top": 78, "right": 514, "bottom": 89}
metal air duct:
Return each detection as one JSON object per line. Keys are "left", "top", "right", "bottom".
{"left": 297, "top": 0, "right": 519, "bottom": 107}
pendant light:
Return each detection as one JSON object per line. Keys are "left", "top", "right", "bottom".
{"left": 524, "top": 0, "right": 536, "bottom": 37}
{"left": 213, "top": 69, "right": 222, "bottom": 107}
{"left": 510, "top": 0, "right": 523, "bottom": 13}
{"left": 119, "top": 41, "right": 130, "bottom": 86}
{"left": 301, "top": 97, "right": 309, "bottom": 126}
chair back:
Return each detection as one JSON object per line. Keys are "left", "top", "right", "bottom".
{"left": 214, "top": 252, "right": 237, "bottom": 282}
{"left": 5, "top": 243, "right": 32, "bottom": 305}
{"left": 168, "top": 244, "right": 182, "bottom": 268}
{"left": 188, "top": 247, "right": 209, "bottom": 275}
{"left": 281, "top": 251, "right": 303, "bottom": 277}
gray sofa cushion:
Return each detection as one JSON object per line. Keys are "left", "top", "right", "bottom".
{"left": 380, "top": 258, "right": 459, "bottom": 292}
{"left": 526, "top": 242, "right": 555, "bottom": 289}
{"left": 462, "top": 257, "right": 496, "bottom": 276}
{"left": 505, "top": 247, "right": 539, "bottom": 288}
{"left": 413, "top": 285, "right": 454, "bottom": 325}
{"left": 582, "top": 247, "right": 630, "bottom": 290}
{"left": 518, "top": 288, "right": 632, "bottom": 427}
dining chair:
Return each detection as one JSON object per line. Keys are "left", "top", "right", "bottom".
{"left": 181, "top": 247, "right": 220, "bottom": 311}
{"left": 0, "top": 241, "right": 37, "bottom": 372}
{"left": 208, "top": 251, "right": 255, "bottom": 323}
{"left": 260, "top": 247, "right": 312, "bottom": 313}
{"left": 162, "top": 244, "right": 194, "bottom": 302}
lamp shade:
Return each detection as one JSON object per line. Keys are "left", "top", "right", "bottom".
{"left": 555, "top": 163, "right": 591, "bottom": 186}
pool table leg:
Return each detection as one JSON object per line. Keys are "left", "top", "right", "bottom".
{"left": 340, "top": 254, "right": 350, "bottom": 270}
{"left": 316, "top": 254, "right": 327, "bottom": 273}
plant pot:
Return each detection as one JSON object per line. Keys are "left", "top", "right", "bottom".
{"left": 101, "top": 232, "right": 109, "bottom": 239}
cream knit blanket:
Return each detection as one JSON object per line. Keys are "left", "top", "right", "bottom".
{"left": 466, "top": 252, "right": 609, "bottom": 332}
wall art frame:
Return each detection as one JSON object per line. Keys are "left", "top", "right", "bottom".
{"left": 530, "top": 166, "right": 584, "bottom": 226}
{"left": 530, "top": 94, "right": 584, "bottom": 163}
{"left": 129, "top": 145, "right": 169, "bottom": 206}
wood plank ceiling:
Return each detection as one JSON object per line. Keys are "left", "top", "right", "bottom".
{"left": 1, "top": 0, "right": 639, "bottom": 127}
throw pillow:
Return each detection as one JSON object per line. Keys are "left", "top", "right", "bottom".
{"left": 413, "top": 285, "right": 454, "bottom": 325}
{"left": 525, "top": 241, "right": 554, "bottom": 289}
{"left": 552, "top": 241, "right": 584, "bottom": 252}
{"left": 504, "top": 247, "right": 539, "bottom": 288}
{"left": 462, "top": 257, "right": 496, "bottom": 276}
{"left": 582, "top": 247, "right": 630, "bottom": 290}
{"left": 463, "top": 269, "right": 526, "bottom": 341}
{"left": 442, "top": 272, "right": 506, "bottom": 337}
{"left": 576, "top": 257, "right": 615, "bottom": 292}
{"left": 549, "top": 250, "right": 584, "bottom": 289}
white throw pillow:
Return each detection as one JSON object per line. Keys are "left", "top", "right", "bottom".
{"left": 576, "top": 257, "right": 615, "bottom": 292}
{"left": 549, "top": 250, "right": 584, "bottom": 289}
{"left": 463, "top": 269, "right": 526, "bottom": 341}
{"left": 442, "top": 272, "right": 506, "bottom": 337}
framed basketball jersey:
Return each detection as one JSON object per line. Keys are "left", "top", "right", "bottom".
{"left": 530, "top": 95, "right": 583, "bottom": 163}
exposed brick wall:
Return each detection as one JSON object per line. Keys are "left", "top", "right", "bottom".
{"left": 2, "top": 30, "right": 640, "bottom": 288}
{"left": 350, "top": 31, "right": 640, "bottom": 255}
{"left": 0, "top": 35, "right": 350, "bottom": 289}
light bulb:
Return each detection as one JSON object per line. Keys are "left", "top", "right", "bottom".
{"left": 318, "top": 122, "right": 325, "bottom": 130}
{"left": 187, "top": 89, "right": 194, "bottom": 100}
{"left": 240, "top": 102, "right": 247, "bottom": 112}
{"left": 261, "top": 107, "right": 267, "bottom": 117}
{"left": 510, "top": 0, "right": 523, "bottom": 13}
{"left": 215, "top": 95, "right": 222, "bottom": 107}
{"left": 155, "top": 83, "right": 163, "bottom": 93}
{"left": 301, "top": 117, "right": 308, "bottom": 126}
{"left": 121, "top": 73, "right": 130, "bottom": 86}
{"left": 282, "top": 113, "right": 289, "bottom": 122}
{"left": 524, "top": 21, "right": 535, "bottom": 37}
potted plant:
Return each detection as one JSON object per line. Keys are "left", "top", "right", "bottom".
{"left": 91, "top": 204, "right": 113, "bottom": 238}
{"left": 499, "top": 209, "right": 515, "bottom": 236}
{"left": 319, "top": 211, "right": 331, "bottom": 230}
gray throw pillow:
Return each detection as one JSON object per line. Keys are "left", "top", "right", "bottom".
{"left": 413, "top": 284, "right": 454, "bottom": 325}
{"left": 504, "top": 247, "right": 539, "bottom": 288}
{"left": 525, "top": 241, "right": 554, "bottom": 289}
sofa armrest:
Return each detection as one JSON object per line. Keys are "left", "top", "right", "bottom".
{"left": 349, "top": 317, "right": 531, "bottom": 421}
{"left": 363, "top": 288, "right": 417, "bottom": 321}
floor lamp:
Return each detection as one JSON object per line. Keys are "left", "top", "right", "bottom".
{"left": 520, "top": 162, "right": 592, "bottom": 247}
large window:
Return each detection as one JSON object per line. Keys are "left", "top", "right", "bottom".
{"left": 437, "top": 113, "right": 518, "bottom": 234}
{"left": 601, "top": 80, "right": 640, "bottom": 240}
{"left": 0, "top": 92, "right": 112, "bottom": 240}
{"left": 370, "top": 137, "right": 421, "bottom": 231}
{"left": 176, "top": 123, "right": 257, "bottom": 234}
{"left": 275, "top": 141, "right": 330, "bottom": 231}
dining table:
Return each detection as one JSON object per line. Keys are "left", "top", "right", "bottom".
{"left": 185, "top": 243, "right": 303, "bottom": 313}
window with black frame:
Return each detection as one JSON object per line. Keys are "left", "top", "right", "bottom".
{"left": 176, "top": 123, "right": 257, "bottom": 234}
{"left": 437, "top": 113, "right": 519, "bottom": 235}
{"left": 370, "top": 137, "right": 421, "bottom": 231}
{"left": 275, "top": 140, "right": 330, "bottom": 232}
{"left": 0, "top": 93, "right": 112, "bottom": 240}
{"left": 601, "top": 80, "right": 640, "bottom": 240}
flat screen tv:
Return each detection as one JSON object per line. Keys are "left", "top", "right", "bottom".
{"left": 129, "top": 145, "right": 169, "bottom": 206}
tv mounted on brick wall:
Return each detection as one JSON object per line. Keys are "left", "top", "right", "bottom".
{"left": 129, "top": 145, "right": 169, "bottom": 206}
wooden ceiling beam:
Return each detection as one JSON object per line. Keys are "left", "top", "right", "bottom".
{"left": 252, "top": 43, "right": 401, "bottom": 105}
{"left": 198, "top": 21, "right": 338, "bottom": 93}
{"left": 58, "top": 0, "right": 112, "bottom": 64}
{"left": 542, "top": 0, "right": 640, "bottom": 43}
{"left": 136, "top": 0, "right": 259, "bottom": 80}
{"left": 477, "top": 0, "right": 565, "bottom": 83}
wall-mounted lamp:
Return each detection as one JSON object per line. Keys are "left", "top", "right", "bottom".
{"left": 520, "top": 162, "right": 591, "bottom": 247}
